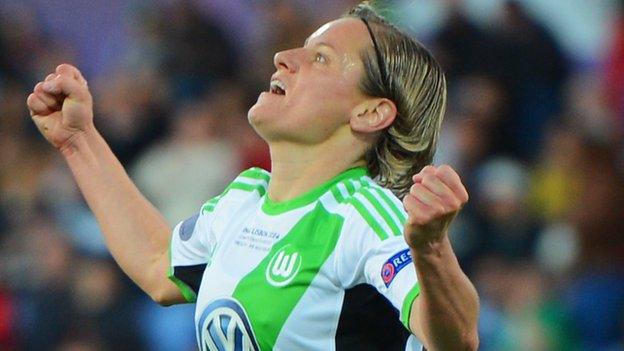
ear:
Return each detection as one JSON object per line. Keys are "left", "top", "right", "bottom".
{"left": 350, "top": 98, "right": 397, "bottom": 133}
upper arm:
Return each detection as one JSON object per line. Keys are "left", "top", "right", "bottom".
{"left": 153, "top": 251, "right": 187, "bottom": 305}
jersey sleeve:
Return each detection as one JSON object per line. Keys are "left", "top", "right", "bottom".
{"left": 334, "top": 188, "right": 420, "bottom": 332}
{"left": 168, "top": 206, "right": 217, "bottom": 303}
{"left": 363, "top": 235, "right": 420, "bottom": 331}
{"left": 168, "top": 167, "right": 271, "bottom": 303}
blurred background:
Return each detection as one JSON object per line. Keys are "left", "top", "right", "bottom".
{"left": 0, "top": 0, "right": 623, "bottom": 350}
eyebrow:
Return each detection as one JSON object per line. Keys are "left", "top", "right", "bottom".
{"left": 303, "top": 38, "right": 337, "bottom": 53}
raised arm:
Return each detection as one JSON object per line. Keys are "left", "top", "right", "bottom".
{"left": 402, "top": 165, "right": 480, "bottom": 351}
{"left": 26, "top": 64, "right": 184, "bottom": 305}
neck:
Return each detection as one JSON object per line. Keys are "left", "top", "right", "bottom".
{"left": 267, "top": 139, "right": 367, "bottom": 202}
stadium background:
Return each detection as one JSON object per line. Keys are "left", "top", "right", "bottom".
{"left": 1, "top": 0, "right": 623, "bottom": 349}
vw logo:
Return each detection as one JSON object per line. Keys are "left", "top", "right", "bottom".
{"left": 265, "top": 244, "right": 302, "bottom": 287}
{"left": 198, "top": 299, "right": 259, "bottom": 351}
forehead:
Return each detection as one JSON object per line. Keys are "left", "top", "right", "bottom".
{"left": 305, "top": 17, "right": 371, "bottom": 55}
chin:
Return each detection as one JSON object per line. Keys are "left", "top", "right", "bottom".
{"left": 247, "top": 105, "right": 275, "bottom": 140}
{"left": 247, "top": 103, "right": 269, "bottom": 127}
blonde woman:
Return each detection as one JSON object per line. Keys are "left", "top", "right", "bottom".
{"left": 26, "top": 4, "right": 478, "bottom": 350}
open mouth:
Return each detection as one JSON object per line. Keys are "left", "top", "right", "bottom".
{"left": 269, "top": 80, "right": 286, "bottom": 95}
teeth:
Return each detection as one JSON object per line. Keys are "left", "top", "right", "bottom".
{"left": 270, "top": 80, "right": 286, "bottom": 94}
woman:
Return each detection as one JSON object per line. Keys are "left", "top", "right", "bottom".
{"left": 26, "top": 4, "right": 478, "bottom": 351}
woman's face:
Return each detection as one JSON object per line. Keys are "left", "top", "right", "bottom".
{"left": 248, "top": 17, "right": 373, "bottom": 145}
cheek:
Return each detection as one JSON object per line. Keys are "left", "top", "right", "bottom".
{"left": 289, "top": 76, "right": 357, "bottom": 114}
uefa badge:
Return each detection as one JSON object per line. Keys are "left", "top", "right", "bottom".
{"left": 380, "top": 248, "right": 412, "bottom": 287}
{"left": 381, "top": 262, "right": 396, "bottom": 286}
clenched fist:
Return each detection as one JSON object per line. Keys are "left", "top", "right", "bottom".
{"left": 26, "top": 64, "right": 93, "bottom": 150}
{"left": 403, "top": 165, "right": 469, "bottom": 249}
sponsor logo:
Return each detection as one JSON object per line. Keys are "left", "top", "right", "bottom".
{"left": 197, "top": 298, "right": 259, "bottom": 351}
{"left": 381, "top": 248, "right": 412, "bottom": 287}
{"left": 265, "top": 244, "right": 302, "bottom": 287}
{"left": 180, "top": 213, "right": 200, "bottom": 241}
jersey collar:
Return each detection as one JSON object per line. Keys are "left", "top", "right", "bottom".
{"left": 261, "top": 166, "right": 368, "bottom": 215}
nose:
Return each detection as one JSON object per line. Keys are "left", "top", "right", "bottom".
{"left": 273, "top": 50, "right": 298, "bottom": 73}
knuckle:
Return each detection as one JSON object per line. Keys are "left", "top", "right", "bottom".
{"left": 410, "top": 184, "right": 419, "bottom": 194}
{"left": 463, "top": 193, "right": 469, "bottom": 203}
{"left": 27, "top": 94, "right": 40, "bottom": 107}
{"left": 434, "top": 207, "right": 446, "bottom": 218}
{"left": 450, "top": 198, "right": 462, "bottom": 209}
{"left": 54, "top": 74, "right": 67, "bottom": 86}
{"left": 57, "top": 63, "right": 73, "bottom": 72}
{"left": 438, "top": 164, "right": 452, "bottom": 172}
{"left": 403, "top": 194, "right": 415, "bottom": 207}
{"left": 422, "top": 174, "right": 436, "bottom": 186}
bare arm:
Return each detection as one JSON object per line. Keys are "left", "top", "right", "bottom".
{"left": 403, "top": 165, "right": 479, "bottom": 351}
{"left": 26, "top": 64, "right": 184, "bottom": 305}
{"left": 409, "top": 237, "right": 479, "bottom": 350}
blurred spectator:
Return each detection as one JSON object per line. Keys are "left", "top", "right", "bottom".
{"left": 1, "top": 1, "right": 623, "bottom": 349}
{"left": 131, "top": 97, "right": 240, "bottom": 224}
{"left": 36, "top": 157, "right": 108, "bottom": 256}
{"left": 156, "top": 0, "right": 239, "bottom": 100}
{"left": 433, "top": 1, "right": 498, "bottom": 81}
{"left": 477, "top": 259, "right": 576, "bottom": 350}
{"left": 572, "top": 142, "right": 624, "bottom": 268}
{"left": 534, "top": 222, "right": 580, "bottom": 276}
{"left": 473, "top": 157, "right": 538, "bottom": 260}
{"left": 66, "top": 258, "right": 146, "bottom": 351}
{"left": 0, "top": 287, "right": 17, "bottom": 350}
{"left": 529, "top": 123, "right": 584, "bottom": 222}
{"left": 93, "top": 68, "right": 171, "bottom": 166}
{"left": 605, "top": 0, "right": 624, "bottom": 131}
{"left": 491, "top": 1, "right": 570, "bottom": 160}
{"left": 10, "top": 220, "right": 75, "bottom": 350}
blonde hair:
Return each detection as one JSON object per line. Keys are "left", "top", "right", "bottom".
{"left": 346, "top": 3, "right": 447, "bottom": 198}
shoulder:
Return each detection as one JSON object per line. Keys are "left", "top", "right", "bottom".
{"left": 200, "top": 167, "right": 271, "bottom": 214}
{"left": 326, "top": 176, "right": 407, "bottom": 241}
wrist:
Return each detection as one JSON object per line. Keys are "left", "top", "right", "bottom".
{"left": 408, "top": 234, "right": 451, "bottom": 259}
{"left": 59, "top": 124, "right": 99, "bottom": 158}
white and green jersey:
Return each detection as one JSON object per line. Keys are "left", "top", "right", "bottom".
{"left": 168, "top": 167, "right": 424, "bottom": 351}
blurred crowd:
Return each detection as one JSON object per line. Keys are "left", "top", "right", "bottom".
{"left": 0, "top": 0, "right": 623, "bottom": 350}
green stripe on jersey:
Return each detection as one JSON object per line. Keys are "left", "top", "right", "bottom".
{"left": 343, "top": 178, "right": 356, "bottom": 194}
{"left": 201, "top": 195, "right": 222, "bottom": 213}
{"left": 201, "top": 168, "right": 270, "bottom": 214}
{"left": 401, "top": 283, "right": 421, "bottom": 331}
{"left": 331, "top": 179, "right": 405, "bottom": 240}
{"left": 167, "top": 244, "right": 197, "bottom": 303}
{"left": 232, "top": 202, "right": 344, "bottom": 350}
{"left": 240, "top": 167, "right": 271, "bottom": 183}
{"left": 201, "top": 181, "right": 267, "bottom": 214}
{"left": 331, "top": 187, "right": 345, "bottom": 203}
{"left": 358, "top": 187, "right": 402, "bottom": 236}
{"left": 345, "top": 197, "right": 388, "bottom": 241}
{"left": 367, "top": 183, "right": 407, "bottom": 224}
{"left": 228, "top": 181, "right": 267, "bottom": 195}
